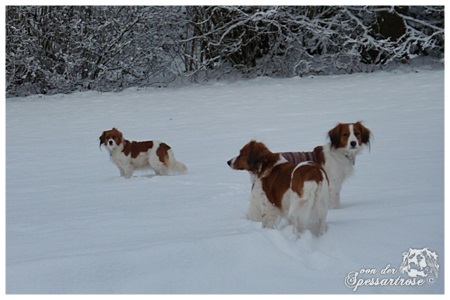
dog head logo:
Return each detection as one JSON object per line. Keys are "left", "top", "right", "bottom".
{"left": 399, "top": 248, "right": 439, "bottom": 279}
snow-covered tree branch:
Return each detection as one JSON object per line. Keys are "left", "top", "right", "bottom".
{"left": 6, "top": 6, "right": 444, "bottom": 97}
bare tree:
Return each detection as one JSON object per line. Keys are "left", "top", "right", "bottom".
{"left": 6, "top": 6, "right": 444, "bottom": 97}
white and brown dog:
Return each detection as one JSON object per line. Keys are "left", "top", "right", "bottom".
{"left": 228, "top": 141, "right": 329, "bottom": 235}
{"left": 280, "top": 121, "right": 371, "bottom": 208}
{"left": 99, "top": 128, "right": 187, "bottom": 178}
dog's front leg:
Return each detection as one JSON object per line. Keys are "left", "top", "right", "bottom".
{"left": 120, "top": 166, "right": 133, "bottom": 179}
{"left": 261, "top": 201, "right": 281, "bottom": 229}
{"left": 119, "top": 168, "right": 126, "bottom": 178}
{"left": 247, "top": 193, "right": 263, "bottom": 222}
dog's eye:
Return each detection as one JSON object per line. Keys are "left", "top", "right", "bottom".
{"left": 343, "top": 133, "right": 349, "bottom": 138}
{"left": 355, "top": 132, "right": 361, "bottom": 136}
{"left": 111, "top": 135, "right": 116, "bottom": 139}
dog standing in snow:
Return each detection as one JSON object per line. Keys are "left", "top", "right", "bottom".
{"left": 99, "top": 128, "right": 187, "bottom": 178}
{"left": 228, "top": 140, "right": 329, "bottom": 235}
{"left": 279, "top": 122, "right": 371, "bottom": 208}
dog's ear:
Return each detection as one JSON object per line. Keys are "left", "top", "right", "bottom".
{"left": 357, "top": 121, "right": 371, "bottom": 146}
{"left": 246, "top": 142, "right": 261, "bottom": 171}
{"left": 247, "top": 141, "right": 274, "bottom": 174}
{"left": 248, "top": 153, "right": 271, "bottom": 175}
{"left": 99, "top": 131, "right": 106, "bottom": 149}
{"left": 328, "top": 123, "right": 342, "bottom": 147}
{"left": 113, "top": 128, "right": 123, "bottom": 142}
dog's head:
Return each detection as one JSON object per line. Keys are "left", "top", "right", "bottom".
{"left": 399, "top": 248, "right": 439, "bottom": 279}
{"left": 328, "top": 121, "right": 371, "bottom": 155}
{"left": 227, "top": 140, "right": 277, "bottom": 176}
{"left": 99, "top": 128, "right": 124, "bottom": 152}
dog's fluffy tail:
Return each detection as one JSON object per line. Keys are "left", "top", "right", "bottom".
{"left": 171, "top": 159, "right": 188, "bottom": 175}
{"left": 289, "top": 167, "right": 329, "bottom": 236}
{"left": 167, "top": 150, "right": 188, "bottom": 175}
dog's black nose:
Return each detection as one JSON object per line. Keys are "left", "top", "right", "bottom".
{"left": 350, "top": 141, "right": 357, "bottom": 148}
{"left": 109, "top": 140, "right": 114, "bottom": 146}
{"left": 227, "top": 160, "right": 232, "bottom": 166}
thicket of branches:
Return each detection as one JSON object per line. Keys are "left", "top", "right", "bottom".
{"left": 6, "top": 6, "right": 444, "bottom": 97}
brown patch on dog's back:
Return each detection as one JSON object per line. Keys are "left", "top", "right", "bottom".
{"left": 261, "top": 163, "right": 295, "bottom": 209}
{"left": 156, "top": 142, "right": 171, "bottom": 166}
{"left": 123, "top": 141, "right": 154, "bottom": 158}
{"left": 291, "top": 163, "right": 325, "bottom": 195}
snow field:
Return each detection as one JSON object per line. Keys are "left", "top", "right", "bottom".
{"left": 6, "top": 68, "right": 444, "bottom": 294}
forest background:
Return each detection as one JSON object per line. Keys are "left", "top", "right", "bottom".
{"left": 5, "top": 6, "right": 444, "bottom": 97}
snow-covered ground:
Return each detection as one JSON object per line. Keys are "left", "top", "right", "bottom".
{"left": 6, "top": 68, "right": 444, "bottom": 294}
